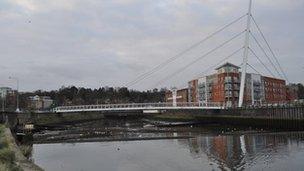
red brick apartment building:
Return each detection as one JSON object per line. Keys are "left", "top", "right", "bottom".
{"left": 193, "top": 62, "right": 288, "bottom": 106}
{"left": 263, "top": 76, "right": 286, "bottom": 103}
{"left": 212, "top": 63, "right": 241, "bottom": 106}
{"left": 166, "top": 62, "right": 292, "bottom": 106}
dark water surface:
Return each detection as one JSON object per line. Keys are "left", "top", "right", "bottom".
{"left": 32, "top": 131, "right": 304, "bottom": 171}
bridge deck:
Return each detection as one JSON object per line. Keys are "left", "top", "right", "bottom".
{"left": 54, "top": 102, "right": 223, "bottom": 113}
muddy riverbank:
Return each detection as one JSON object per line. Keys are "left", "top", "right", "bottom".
{"left": 29, "top": 117, "right": 270, "bottom": 145}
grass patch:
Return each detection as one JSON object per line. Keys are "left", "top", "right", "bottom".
{"left": 0, "top": 125, "right": 22, "bottom": 171}
{"left": 0, "top": 148, "right": 15, "bottom": 162}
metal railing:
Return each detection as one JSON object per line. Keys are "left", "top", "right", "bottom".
{"left": 53, "top": 102, "right": 223, "bottom": 113}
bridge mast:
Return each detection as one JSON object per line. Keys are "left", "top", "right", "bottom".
{"left": 238, "top": 0, "right": 252, "bottom": 107}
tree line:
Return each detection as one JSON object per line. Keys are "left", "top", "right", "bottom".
{"left": 7, "top": 83, "right": 304, "bottom": 110}
{"left": 298, "top": 83, "right": 304, "bottom": 99}
{"left": 19, "top": 86, "right": 167, "bottom": 108}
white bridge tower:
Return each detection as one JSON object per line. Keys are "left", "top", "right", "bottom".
{"left": 238, "top": 0, "right": 252, "bottom": 107}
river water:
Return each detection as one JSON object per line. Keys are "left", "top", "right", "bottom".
{"left": 31, "top": 130, "right": 304, "bottom": 171}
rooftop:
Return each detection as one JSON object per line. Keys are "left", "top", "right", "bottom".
{"left": 215, "top": 62, "right": 240, "bottom": 70}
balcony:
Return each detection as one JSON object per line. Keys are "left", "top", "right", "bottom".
{"left": 225, "top": 92, "right": 233, "bottom": 97}
{"left": 224, "top": 80, "right": 232, "bottom": 84}
{"left": 225, "top": 87, "right": 232, "bottom": 91}
{"left": 234, "top": 79, "right": 240, "bottom": 83}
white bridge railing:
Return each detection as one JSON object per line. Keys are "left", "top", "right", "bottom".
{"left": 53, "top": 102, "right": 223, "bottom": 113}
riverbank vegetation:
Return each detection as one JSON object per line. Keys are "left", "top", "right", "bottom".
{"left": 0, "top": 125, "right": 22, "bottom": 171}
{"left": 17, "top": 86, "right": 166, "bottom": 109}
{"left": 0, "top": 125, "right": 43, "bottom": 171}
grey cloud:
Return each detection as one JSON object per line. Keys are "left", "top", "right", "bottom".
{"left": 0, "top": 0, "right": 303, "bottom": 91}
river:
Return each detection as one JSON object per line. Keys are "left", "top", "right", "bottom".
{"left": 29, "top": 119, "right": 304, "bottom": 171}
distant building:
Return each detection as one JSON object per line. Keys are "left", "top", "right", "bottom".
{"left": 0, "top": 87, "right": 17, "bottom": 110}
{"left": 165, "top": 88, "right": 188, "bottom": 103}
{"left": 187, "top": 62, "right": 288, "bottom": 106}
{"left": 188, "top": 79, "right": 199, "bottom": 103}
{"left": 28, "top": 95, "right": 53, "bottom": 110}
{"left": 0, "top": 87, "right": 12, "bottom": 98}
{"left": 6, "top": 90, "right": 17, "bottom": 108}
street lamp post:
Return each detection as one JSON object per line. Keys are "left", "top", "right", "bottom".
{"left": 0, "top": 90, "right": 3, "bottom": 112}
{"left": 9, "top": 77, "right": 20, "bottom": 113}
{"left": 227, "top": 67, "right": 231, "bottom": 108}
{"left": 1, "top": 94, "right": 4, "bottom": 112}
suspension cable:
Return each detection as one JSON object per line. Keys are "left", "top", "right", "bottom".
{"left": 249, "top": 32, "right": 283, "bottom": 78}
{"left": 247, "top": 63, "right": 262, "bottom": 75}
{"left": 251, "top": 15, "right": 289, "bottom": 82}
{"left": 176, "top": 47, "right": 244, "bottom": 89}
{"left": 248, "top": 47, "right": 275, "bottom": 77}
{"left": 195, "top": 46, "right": 244, "bottom": 78}
{"left": 152, "top": 30, "right": 246, "bottom": 88}
{"left": 125, "top": 14, "right": 248, "bottom": 88}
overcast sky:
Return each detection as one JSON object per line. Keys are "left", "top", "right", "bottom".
{"left": 0, "top": 0, "right": 303, "bottom": 91}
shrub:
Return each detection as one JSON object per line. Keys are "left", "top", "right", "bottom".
{"left": 20, "top": 145, "right": 32, "bottom": 158}
{"left": 0, "top": 140, "right": 8, "bottom": 149}
{"left": 0, "top": 148, "right": 15, "bottom": 163}
{"left": 0, "top": 162, "right": 22, "bottom": 171}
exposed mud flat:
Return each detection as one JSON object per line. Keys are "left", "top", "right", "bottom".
{"left": 31, "top": 118, "right": 268, "bottom": 144}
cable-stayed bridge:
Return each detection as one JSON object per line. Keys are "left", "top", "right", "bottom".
{"left": 54, "top": 0, "right": 289, "bottom": 114}
{"left": 125, "top": 0, "right": 288, "bottom": 101}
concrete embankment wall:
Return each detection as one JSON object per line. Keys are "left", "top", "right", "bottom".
{"left": 17, "top": 112, "right": 106, "bottom": 125}
{"left": 161, "top": 106, "right": 304, "bottom": 130}
{"left": 9, "top": 110, "right": 143, "bottom": 126}
{"left": 1, "top": 106, "right": 303, "bottom": 130}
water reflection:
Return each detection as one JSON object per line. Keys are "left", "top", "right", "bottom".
{"left": 178, "top": 132, "right": 304, "bottom": 171}
{"left": 32, "top": 132, "right": 304, "bottom": 171}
